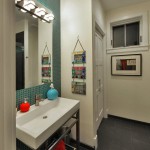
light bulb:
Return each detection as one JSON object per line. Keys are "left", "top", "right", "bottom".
{"left": 15, "top": 0, "right": 21, "bottom": 3}
{"left": 35, "top": 8, "right": 41, "bottom": 16}
{"left": 23, "top": 0, "right": 30, "bottom": 11}
{"left": 27, "top": 0, "right": 35, "bottom": 9}
{"left": 21, "top": 9, "right": 27, "bottom": 13}
{"left": 44, "top": 13, "right": 54, "bottom": 21}
{"left": 15, "top": 0, "right": 21, "bottom": 4}
{"left": 49, "top": 13, "right": 54, "bottom": 20}
{"left": 32, "top": 15, "right": 37, "bottom": 18}
{"left": 39, "top": 8, "right": 46, "bottom": 16}
{"left": 35, "top": 7, "right": 46, "bottom": 16}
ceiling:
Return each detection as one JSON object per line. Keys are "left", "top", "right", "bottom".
{"left": 101, "top": 0, "right": 150, "bottom": 11}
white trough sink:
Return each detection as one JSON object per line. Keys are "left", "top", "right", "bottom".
{"left": 16, "top": 97, "right": 80, "bottom": 149}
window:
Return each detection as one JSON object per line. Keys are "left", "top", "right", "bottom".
{"left": 112, "top": 22, "right": 140, "bottom": 48}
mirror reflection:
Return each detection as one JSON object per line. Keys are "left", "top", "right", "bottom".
{"left": 16, "top": 7, "right": 52, "bottom": 90}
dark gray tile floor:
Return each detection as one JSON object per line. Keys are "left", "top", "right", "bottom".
{"left": 97, "top": 115, "right": 150, "bottom": 150}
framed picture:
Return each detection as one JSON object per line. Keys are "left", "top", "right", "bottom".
{"left": 72, "top": 81, "right": 86, "bottom": 95}
{"left": 72, "top": 51, "right": 86, "bottom": 64}
{"left": 111, "top": 54, "right": 142, "bottom": 76}
{"left": 42, "top": 67, "right": 51, "bottom": 77}
{"left": 42, "top": 55, "right": 50, "bottom": 65}
{"left": 72, "top": 66, "right": 86, "bottom": 79}
{"left": 42, "top": 78, "right": 51, "bottom": 84}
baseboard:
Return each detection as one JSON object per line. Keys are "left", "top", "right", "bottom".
{"left": 70, "top": 138, "right": 95, "bottom": 150}
{"left": 108, "top": 114, "right": 150, "bottom": 125}
{"left": 104, "top": 108, "right": 109, "bottom": 118}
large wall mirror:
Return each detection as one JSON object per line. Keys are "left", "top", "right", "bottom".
{"left": 16, "top": 6, "right": 53, "bottom": 90}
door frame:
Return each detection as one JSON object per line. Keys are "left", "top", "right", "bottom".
{"left": 94, "top": 31, "right": 104, "bottom": 131}
{"left": 95, "top": 22, "right": 108, "bottom": 119}
{"left": 93, "top": 21, "right": 106, "bottom": 132}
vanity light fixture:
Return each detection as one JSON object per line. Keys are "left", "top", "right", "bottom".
{"left": 16, "top": 0, "right": 54, "bottom": 23}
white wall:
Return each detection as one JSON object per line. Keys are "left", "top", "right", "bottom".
{"left": 28, "top": 25, "right": 38, "bottom": 87}
{"left": 106, "top": 1, "right": 150, "bottom": 123}
{"left": 92, "top": 0, "right": 106, "bottom": 32}
{"left": 61, "top": 0, "right": 94, "bottom": 146}
{"left": 16, "top": 19, "right": 39, "bottom": 88}
{"left": 16, "top": 20, "right": 25, "bottom": 33}
{"left": 38, "top": 21, "right": 53, "bottom": 84}
{"left": 16, "top": 19, "right": 30, "bottom": 88}
{"left": 0, "top": 0, "right": 16, "bottom": 149}
{"left": 61, "top": 0, "right": 106, "bottom": 148}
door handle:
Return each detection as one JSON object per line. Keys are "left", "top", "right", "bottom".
{"left": 96, "top": 88, "right": 100, "bottom": 92}
{"left": 98, "top": 79, "right": 101, "bottom": 86}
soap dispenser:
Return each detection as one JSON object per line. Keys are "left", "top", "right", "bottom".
{"left": 20, "top": 98, "right": 30, "bottom": 112}
{"left": 47, "top": 83, "right": 58, "bottom": 100}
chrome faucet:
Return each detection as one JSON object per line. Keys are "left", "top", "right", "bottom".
{"left": 35, "top": 94, "right": 41, "bottom": 106}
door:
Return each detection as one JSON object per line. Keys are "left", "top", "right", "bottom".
{"left": 94, "top": 32, "right": 104, "bottom": 130}
{"left": 16, "top": 32, "right": 25, "bottom": 90}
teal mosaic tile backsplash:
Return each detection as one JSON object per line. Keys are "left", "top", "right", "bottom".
{"left": 16, "top": 84, "right": 50, "bottom": 109}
